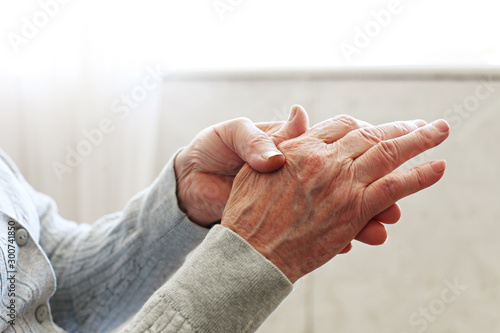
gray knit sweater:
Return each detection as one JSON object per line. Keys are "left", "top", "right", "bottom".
{"left": 0, "top": 150, "right": 292, "bottom": 332}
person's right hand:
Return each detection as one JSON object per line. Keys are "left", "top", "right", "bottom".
{"left": 221, "top": 116, "right": 450, "bottom": 283}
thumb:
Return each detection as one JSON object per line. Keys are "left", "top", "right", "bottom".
{"left": 271, "top": 105, "right": 309, "bottom": 145}
{"left": 247, "top": 105, "right": 309, "bottom": 172}
{"left": 216, "top": 106, "right": 309, "bottom": 173}
{"left": 216, "top": 117, "right": 285, "bottom": 173}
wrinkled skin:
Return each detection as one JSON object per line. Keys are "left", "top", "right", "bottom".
{"left": 175, "top": 106, "right": 403, "bottom": 252}
{"left": 222, "top": 116, "right": 449, "bottom": 283}
{"left": 174, "top": 106, "right": 309, "bottom": 226}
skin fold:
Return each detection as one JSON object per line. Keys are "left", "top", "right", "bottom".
{"left": 222, "top": 115, "right": 449, "bottom": 283}
{"left": 175, "top": 106, "right": 449, "bottom": 282}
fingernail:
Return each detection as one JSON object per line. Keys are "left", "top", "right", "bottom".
{"left": 261, "top": 150, "right": 283, "bottom": 160}
{"left": 430, "top": 160, "right": 446, "bottom": 173}
{"left": 431, "top": 119, "right": 449, "bottom": 133}
{"left": 288, "top": 106, "right": 298, "bottom": 121}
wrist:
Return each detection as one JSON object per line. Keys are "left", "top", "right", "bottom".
{"left": 223, "top": 222, "right": 297, "bottom": 283}
{"left": 174, "top": 150, "right": 192, "bottom": 217}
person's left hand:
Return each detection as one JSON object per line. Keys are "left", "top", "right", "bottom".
{"left": 174, "top": 106, "right": 309, "bottom": 227}
{"left": 174, "top": 106, "right": 406, "bottom": 252}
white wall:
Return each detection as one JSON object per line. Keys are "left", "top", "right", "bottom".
{"left": 1, "top": 69, "right": 498, "bottom": 332}
{"left": 162, "top": 70, "right": 500, "bottom": 333}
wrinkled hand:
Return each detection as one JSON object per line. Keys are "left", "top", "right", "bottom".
{"left": 222, "top": 116, "right": 450, "bottom": 283}
{"left": 175, "top": 107, "right": 405, "bottom": 249}
{"left": 175, "top": 106, "right": 309, "bottom": 227}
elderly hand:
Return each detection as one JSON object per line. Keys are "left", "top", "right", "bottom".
{"left": 175, "top": 107, "right": 408, "bottom": 250}
{"left": 174, "top": 106, "right": 309, "bottom": 227}
{"left": 222, "top": 116, "right": 450, "bottom": 283}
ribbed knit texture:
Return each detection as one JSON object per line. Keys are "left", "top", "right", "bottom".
{"left": 0, "top": 149, "right": 292, "bottom": 332}
{"left": 123, "top": 226, "right": 293, "bottom": 333}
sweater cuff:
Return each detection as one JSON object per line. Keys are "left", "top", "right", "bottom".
{"left": 139, "top": 148, "right": 209, "bottom": 248}
{"left": 161, "top": 225, "right": 291, "bottom": 332}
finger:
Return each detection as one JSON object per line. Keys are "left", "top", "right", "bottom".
{"left": 271, "top": 105, "right": 309, "bottom": 145}
{"left": 256, "top": 106, "right": 309, "bottom": 143}
{"left": 356, "top": 120, "right": 450, "bottom": 183}
{"left": 363, "top": 160, "right": 447, "bottom": 219}
{"left": 308, "top": 115, "right": 373, "bottom": 144}
{"left": 255, "top": 121, "right": 285, "bottom": 136}
{"left": 214, "top": 118, "right": 285, "bottom": 173}
{"left": 339, "top": 120, "right": 427, "bottom": 159}
{"left": 354, "top": 220, "right": 388, "bottom": 245}
{"left": 339, "top": 242, "right": 352, "bottom": 254}
{"left": 373, "top": 203, "right": 401, "bottom": 225}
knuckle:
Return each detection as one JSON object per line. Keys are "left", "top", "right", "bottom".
{"left": 356, "top": 127, "right": 382, "bottom": 145}
{"left": 417, "top": 127, "right": 432, "bottom": 142}
{"left": 414, "top": 126, "right": 446, "bottom": 154}
{"left": 419, "top": 127, "right": 440, "bottom": 147}
{"left": 333, "top": 115, "right": 358, "bottom": 130}
{"left": 247, "top": 133, "right": 271, "bottom": 146}
{"left": 230, "top": 117, "right": 252, "bottom": 128}
{"left": 377, "top": 141, "right": 400, "bottom": 164}
{"left": 381, "top": 177, "right": 400, "bottom": 200}
{"left": 413, "top": 166, "right": 428, "bottom": 188}
{"left": 400, "top": 121, "right": 418, "bottom": 133}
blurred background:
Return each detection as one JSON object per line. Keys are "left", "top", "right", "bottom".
{"left": 1, "top": 0, "right": 499, "bottom": 332}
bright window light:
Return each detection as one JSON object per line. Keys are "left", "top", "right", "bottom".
{"left": 1, "top": 0, "right": 500, "bottom": 71}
